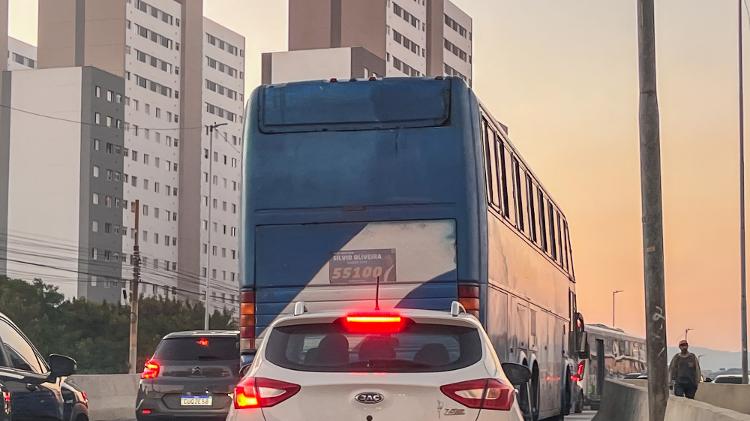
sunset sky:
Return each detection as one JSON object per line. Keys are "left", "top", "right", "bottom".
{"left": 7, "top": 0, "right": 748, "bottom": 351}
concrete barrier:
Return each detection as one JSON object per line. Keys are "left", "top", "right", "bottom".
{"left": 67, "top": 374, "right": 139, "bottom": 421}
{"left": 666, "top": 396, "right": 750, "bottom": 421}
{"left": 594, "top": 379, "right": 750, "bottom": 421}
{"left": 592, "top": 380, "right": 649, "bottom": 421}
{"left": 696, "top": 383, "right": 750, "bottom": 415}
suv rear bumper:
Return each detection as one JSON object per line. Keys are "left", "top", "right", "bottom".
{"left": 136, "top": 392, "right": 231, "bottom": 420}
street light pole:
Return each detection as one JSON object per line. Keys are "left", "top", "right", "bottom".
{"left": 684, "top": 328, "right": 694, "bottom": 342}
{"left": 205, "top": 122, "right": 228, "bottom": 331}
{"left": 739, "top": 0, "right": 749, "bottom": 386}
{"left": 612, "top": 290, "right": 624, "bottom": 327}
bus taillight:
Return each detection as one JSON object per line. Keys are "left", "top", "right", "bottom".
{"left": 458, "top": 283, "right": 480, "bottom": 318}
{"left": 240, "top": 290, "right": 256, "bottom": 352}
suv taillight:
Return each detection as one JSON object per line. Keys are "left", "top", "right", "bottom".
{"left": 234, "top": 377, "right": 300, "bottom": 409}
{"left": 441, "top": 378, "right": 515, "bottom": 411}
{"left": 458, "top": 283, "right": 480, "bottom": 317}
{"left": 141, "top": 359, "right": 160, "bottom": 380}
{"left": 240, "top": 290, "right": 256, "bottom": 353}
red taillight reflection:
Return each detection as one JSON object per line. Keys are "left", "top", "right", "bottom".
{"left": 234, "top": 377, "right": 300, "bottom": 409}
{"left": 343, "top": 312, "right": 406, "bottom": 334}
{"left": 441, "top": 378, "right": 515, "bottom": 411}
{"left": 141, "top": 359, "right": 160, "bottom": 380}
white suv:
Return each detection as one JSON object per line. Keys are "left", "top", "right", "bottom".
{"left": 227, "top": 303, "right": 529, "bottom": 421}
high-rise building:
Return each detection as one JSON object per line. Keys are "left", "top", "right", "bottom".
{"left": 0, "top": 67, "right": 125, "bottom": 301}
{"left": 0, "top": 0, "right": 245, "bottom": 312}
{"left": 262, "top": 0, "right": 472, "bottom": 86}
{"left": 6, "top": 37, "right": 36, "bottom": 70}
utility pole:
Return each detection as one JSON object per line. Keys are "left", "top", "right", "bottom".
{"left": 205, "top": 122, "right": 228, "bottom": 331}
{"left": 637, "top": 1, "right": 668, "bottom": 420}
{"left": 739, "top": 0, "right": 749, "bottom": 386}
{"left": 128, "top": 199, "right": 141, "bottom": 374}
{"left": 612, "top": 290, "right": 624, "bottom": 327}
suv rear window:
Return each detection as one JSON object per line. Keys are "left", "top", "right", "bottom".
{"left": 265, "top": 321, "right": 482, "bottom": 373}
{"left": 154, "top": 337, "right": 239, "bottom": 361}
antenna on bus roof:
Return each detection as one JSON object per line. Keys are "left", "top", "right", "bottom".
{"left": 375, "top": 276, "right": 381, "bottom": 311}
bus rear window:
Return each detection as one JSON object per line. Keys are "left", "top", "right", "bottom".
{"left": 265, "top": 322, "right": 482, "bottom": 373}
{"left": 153, "top": 337, "right": 239, "bottom": 361}
{"left": 260, "top": 78, "right": 451, "bottom": 133}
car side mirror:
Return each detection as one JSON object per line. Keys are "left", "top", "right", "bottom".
{"left": 48, "top": 354, "right": 76, "bottom": 379}
{"left": 502, "top": 362, "right": 532, "bottom": 387}
{"left": 239, "top": 364, "right": 252, "bottom": 377}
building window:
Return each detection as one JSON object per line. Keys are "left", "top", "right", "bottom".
{"left": 92, "top": 221, "right": 98, "bottom": 232}
{"left": 95, "top": 86, "right": 101, "bottom": 98}
{"left": 94, "top": 113, "right": 101, "bottom": 125}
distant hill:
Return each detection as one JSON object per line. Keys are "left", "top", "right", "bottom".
{"left": 667, "top": 346, "right": 744, "bottom": 373}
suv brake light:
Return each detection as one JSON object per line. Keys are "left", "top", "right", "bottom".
{"left": 343, "top": 312, "right": 406, "bottom": 333}
{"left": 234, "top": 377, "right": 300, "bottom": 409}
{"left": 141, "top": 359, "right": 160, "bottom": 380}
{"left": 441, "top": 378, "right": 515, "bottom": 411}
{"left": 571, "top": 360, "right": 585, "bottom": 382}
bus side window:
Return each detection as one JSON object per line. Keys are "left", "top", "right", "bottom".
{"left": 496, "top": 135, "right": 510, "bottom": 218}
{"left": 548, "top": 201, "right": 557, "bottom": 260}
{"left": 556, "top": 212, "right": 564, "bottom": 266}
{"left": 538, "top": 188, "right": 548, "bottom": 252}
{"left": 526, "top": 173, "right": 538, "bottom": 244}
{"left": 565, "top": 222, "right": 575, "bottom": 277}
{"left": 481, "top": 118, "right": 499, "bottom": 208}
{"left": 512, "top": 157, "right": 525, "bottom": 233}
{"left": 503, "top": 147, "right": 516, "bottom": 224}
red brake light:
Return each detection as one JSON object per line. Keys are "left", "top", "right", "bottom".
{"left": 141, "top": 359, "right": 160, "bottom": 380}
{"left": 240, "top": 290, "right": 256, "bottom": 352}
{"left": 571, "top": 360, "right": 586, "bottom": 382}
{"left": 197, "top": 338, "right": 209, "bottom": 347}
{"left": 234, "top": 377, "right": 301, "bottom": 409}
{"left": 441, "top": 379, "right": 515, "bottom": 411}
{"left": 343, "top": 312, "right": 406, "bottom": 334}
{"left": 2, "top": 391, "right": 10, "bottom": 404}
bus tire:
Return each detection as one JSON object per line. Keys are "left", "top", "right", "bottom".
{"left": 531, "top": 364, "right": 540, "bottom": 421}
{"left": 563, "top": 372, "right": 571, "bottom": 416}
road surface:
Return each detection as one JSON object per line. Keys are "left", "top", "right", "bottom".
{"left": 565, "top": 410, "right": 597, "bottom": 421}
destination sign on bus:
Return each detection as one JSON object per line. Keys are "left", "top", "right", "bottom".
{"left": 329, "top": 249, "right": 396, "bottom": 284}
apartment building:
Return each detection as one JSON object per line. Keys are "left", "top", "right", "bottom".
{"left": 7, "top": 37, "right": 37, "bottom": 70}
{"left": 262, "top": 0, "right": 472, "bottom": 86}
{"left": 200, "top": 17, "right": 245, "bottom": 309}
{"left": 0, "top": 0, "right": 245, "bottom": 312}
{"left": 0, "top": 67, "right": 125, "bottom": 301}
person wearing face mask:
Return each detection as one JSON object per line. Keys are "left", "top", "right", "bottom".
{"left": 669, "top": 339, "right": 702, "bottom": 399}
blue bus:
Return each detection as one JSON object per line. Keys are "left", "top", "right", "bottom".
{"left": 240, "top": 77, "right": 587, "bottom": 420}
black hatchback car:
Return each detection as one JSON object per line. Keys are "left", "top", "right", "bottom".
{"left": 136, "top": 330, "right": 240, "bottom": 420}
{"left": 0, "top": 312, "right": 78, "bottom": 421}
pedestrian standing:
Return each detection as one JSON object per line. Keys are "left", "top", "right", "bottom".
{"left": 669, "top": 339, "right": 701, "bottom": 399}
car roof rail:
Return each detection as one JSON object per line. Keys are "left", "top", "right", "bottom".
{"left": 451, "top": 301, "right": 467, "bottom": 317}
{"left": 293, "top": 301, "right": 308, "bottom": 316}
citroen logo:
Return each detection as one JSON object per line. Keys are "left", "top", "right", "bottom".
{"left": 355, "top": 392, "right": 384, "bottom": 405}
{"left": 191, "top": 366, "right": 202, "bottom": 376}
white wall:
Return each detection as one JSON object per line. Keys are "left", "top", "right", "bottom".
{"left": 269, "top": 48, "right": 353, "bottom": 84}
{"left": 6, "top": 68, "right": 83, "bottom": 298}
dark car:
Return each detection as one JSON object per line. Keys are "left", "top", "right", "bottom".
{"left": 0, "top": 312, "right": 77, "bottom": 421}
{"left": 62, "top": 379, "right": 89, "bottom": 421}
{"left": 136, "top": 330, "right": 240, "bottom": 420}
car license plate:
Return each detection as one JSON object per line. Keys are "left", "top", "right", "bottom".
{"left": 180, "top": 395, "right": 212, "bottom": 406}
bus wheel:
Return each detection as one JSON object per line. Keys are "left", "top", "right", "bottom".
{"left": 563, "top": 375, "right": 572, "bottom": 416}
{"left": 531, "top": 364, "right": 540, "bottom": 421}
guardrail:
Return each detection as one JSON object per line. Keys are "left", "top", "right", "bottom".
{"left": 67, "top": 374, "right": 140, "bottom": 421}
{"left": 594, "top": 379, "right": 750, "bottom": 421}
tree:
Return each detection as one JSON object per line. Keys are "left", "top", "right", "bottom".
{"left": 0, "top": 277, "right": 238, "bottom": 373}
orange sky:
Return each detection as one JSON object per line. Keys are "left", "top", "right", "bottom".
{"left": 7, "top": 0, "right": 748, "bottom": 351}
